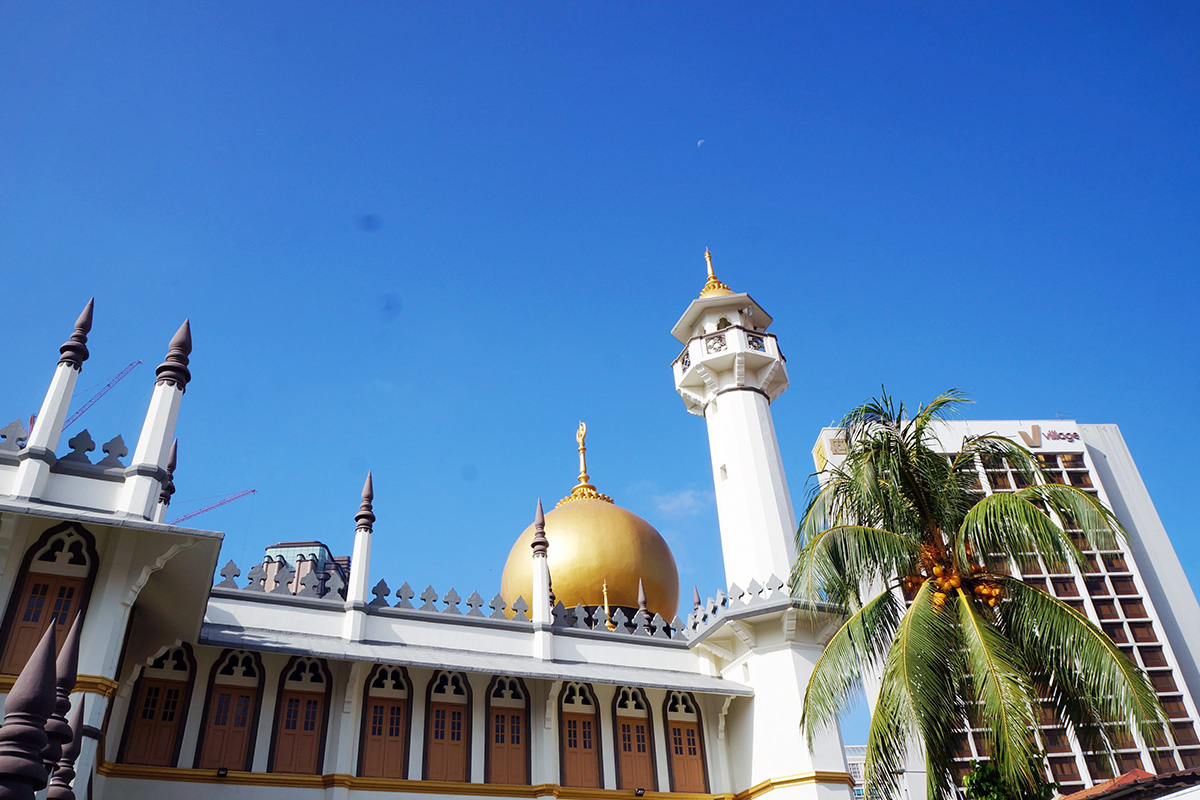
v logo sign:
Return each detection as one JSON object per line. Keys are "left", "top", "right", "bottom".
{"left": 1018, "top": 425, "right": 1042, "bottom": 448}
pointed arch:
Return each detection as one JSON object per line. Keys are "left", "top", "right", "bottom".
{"left": 663, "top": 690, "right": 709, "bottom": 792}
{"left": 0, "top": 521, "right": 99, "bottom": 675}
{"left": 193, "top": 649, "right": 265, "bottom": 771}
{"left": 358, "top": 664, "right": 413, "bottom": 779}
{"left": 118, "top": 643, "right": 196, "bottom": 767}
{"left": 485, "top": 675, "right": 530, "bottom": 785}
{"left": 559, "top": 681, "right": 602, "bottom": 788}
{"left": 268, "top": 656, "right": 332, "bottom": 775}
{"left": 613, "top": 686, "right": 657, "bottom": 790}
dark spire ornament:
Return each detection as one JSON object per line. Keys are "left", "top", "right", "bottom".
{"left": 356, "top": 471, "right": 375, "bottom": 530}
{"left": 155, "top": 319, "right": 192, "bottom": 391}
{"left": 0, "top": 626, "right": 58, "bottom": 799}
{"left": 58, "top": 299, "right": 94, "bottom": 370}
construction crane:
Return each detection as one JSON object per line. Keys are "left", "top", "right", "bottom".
{"left": 60, "top": 360, "right": 143, "bottom": 432}
{"left": 169, "top": 489, "right": 257, "bottom": 525}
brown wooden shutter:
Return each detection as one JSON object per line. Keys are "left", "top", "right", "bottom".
{"left": 669, "top": 722, "right": 707, "bottom": 792}
{"left": 198, "top": 686, "right": 256, "bottom": 770}
{"left": 361, "top": 698, "right": 407, "bottom": 778}
{"left": 617, "top": 716, "right": 654, "bottom": 789}
{"left": 562, "top": 712, "right": 600, "bottom": 788}
{"left": 274, "top": 690, "right": 324, "bottom": 774}
{"left": 0, "top": 575, "right": 84, "bottom": 675}
{"left": 488, "top": 708, "right": 527, "bottom": 784}
{"left": 124, "top": 678, "right": 187, "bottom": 766}
{"left": 427, "top": 701, "right": 467, "bottom": 781}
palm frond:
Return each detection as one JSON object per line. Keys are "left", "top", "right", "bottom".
{"left": 955, "top": 585, "right": 1040, "bottom": 792}
{"left": 1000, "top": 580, "right": 1169, "bottom": 747}
{"left": 791, "top": 525, "right": 920, "bottom": 610}
{"left": 956, "top": 492, "right": 1087, "bottom": 575}
{"left": 801, "top": 588, "right": 905, "bottom": 746}
{"left": 1017, "top": 483, "right": 1124, "bottom": 552}
{"left": 865, "top": 580, "right": 964, "bottom": 800}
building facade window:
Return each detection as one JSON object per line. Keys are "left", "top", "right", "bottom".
{"left": 270, "top": 656, "right": 330, "bottom": 775}
{"left": 613, "top": 686, "right": 656, "bottom": 791}
{"left": 664, "top": 691, "right": 708, "bottom": 793}
{"left": 559, "top": 681, "right": 601, "bottom": 788}
{"left": 0, "top": 523, "right": 98, "bottom": 675}
{"left": 424, "top": 670, "right": 471, "bottom": 782}
{"left": 485, "top": 676, "right": 529, "bottom": 785}
{"left": 195, "top": 650, "right": 262, "bottom": 771}
{"left": 359, "top": 665, "right": 412, "bottom": 779}
{"left": 120, "top": 645, "right": 195, "bottom": 767}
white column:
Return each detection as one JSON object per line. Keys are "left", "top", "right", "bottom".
{"left": 704, "top": 389, "right": 797, "bottom": 588}
{"left": 13, "top": 299, "right": 93, "bottom": 499}
{"left": 529, "top": 499, "right": 553, "bottom": 660}
{"left": 343, "top": 473, "right": 374, "bottom": 641}
{"left": 120, "top": 320, "right": 190, "bottom": 520}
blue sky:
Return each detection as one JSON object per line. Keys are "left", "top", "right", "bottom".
{"left": 2, "top": 3, "right": 1197, "bottom": 744}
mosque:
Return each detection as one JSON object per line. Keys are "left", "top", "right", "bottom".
{"left": 0, "top": 255, "right": 858, "bottom": 800}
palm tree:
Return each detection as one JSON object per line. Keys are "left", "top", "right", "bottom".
{"left": 792, "top": 389, "right": 1168, "bottom": 800}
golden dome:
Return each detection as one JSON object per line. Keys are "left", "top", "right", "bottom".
{"left": 499, "top": 422, "right": 680, "bottom": 619}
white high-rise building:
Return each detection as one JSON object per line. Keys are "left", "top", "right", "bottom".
{"left": 814, "top": 420, "right": 1200, "bottom": 797}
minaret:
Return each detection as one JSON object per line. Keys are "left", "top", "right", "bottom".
{"left": 13, "top": 299, "right": 94, "bottom": 499}
{"left": 671, "top": 250, "right": 797, "bottom": 589}
{"left": 119, "top": 320, "right": 191, "bottom": 520}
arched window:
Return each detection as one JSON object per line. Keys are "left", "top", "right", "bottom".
{"left": 195, "top": 650, "right": 263, "bottom": 771}
{"left": 559, "top": 681, "right": 601, "bottom": 788}
{"left": 270, "top": 657, "right": 330, "bottom": 775}
{"left": 486, "top": 676, "right": 529, "bottom": 785}
{"left": 664, "top": 691, "right": 708, "bottom": 792}
{"left": 716, "top": 317, "right": 732, "bottom": 331}
{"left": 119, "top": 644, "right": 195, "bottom": 767}
{"left": 359, "top": 665, "right": 412, "bottom": 779}
{"left": 0, "top": 523, "right": 97, "bottom": 675}
{"left": 424, "top": 670, "right": 471, "bottom": 782}
{"left": 614, "top": 687, "right": 656, "bottom": 790}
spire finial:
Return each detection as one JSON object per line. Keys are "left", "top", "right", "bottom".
{"left": 531, "top": 498, "right": 548, "bottom": 557}
{"left": 699, "top": 249, "right": 733, "bottom": 298}
{"left": 557, "top": 421, "right": 613, "bottom": 506}
{"left": 0, "top": 625, "right": 58, "bottom": 793}
{"left": 637, "top": 578, "right": 648, "bottom": 613}
{"left": 356, "top": 471, "right": 375, "bottom": 529}
{"left": 43, "top": 613, "right": 82, "bottom": 770}
{"left": 158, "top": 440, "right": 178, "bottom": 507}
{"left": 155, "top": 319, "right": 192, "bottom": 392}
{"left": 602, "top": 579, "right": 616, "bottom": 632}
{"left": 693, "top": 585, "right": 702, "bottom": 610}
{"left": 58, "top": 298, "right": 94, "bottom": 369}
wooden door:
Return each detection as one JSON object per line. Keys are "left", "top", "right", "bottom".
{"left": 198, "top": 687, "right": 256, "bottom": 770}
{"left": 617, "top": 716, "right": 654, "bottom": 790}
{"left": 669, "top": 722, "right": 706, "bottom": 792}
{"left": 488, "top": 709, "right": 527, "bottom": 784}
{"left": 274, "top": 690, "right": 324, "bottom": 774}
{"left": 0, "top": 574, "right": 83, "bottom": 674}
{"left": 427, "top": 701, "right": 467, "bottom": 781}
{"left": 362, "top": 699, "right": 407, "bottom": 778}
{"left": 124, "top": 678, "right": 187, "bottom": 766}
{"left": 562, "top": 712, "right": 600, "bottom": 788}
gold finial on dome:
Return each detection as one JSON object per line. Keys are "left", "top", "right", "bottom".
{"left": 602, "top": 579, "right": 616, "bottom": 631}
{"left": 699, "top": 248, "right": 734, "bottom": 298}
{"left": 557, "top": 421, "right": 614, "bottom": 506}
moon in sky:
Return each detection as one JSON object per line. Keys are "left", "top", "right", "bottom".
{"left": 697, "top": 139, "right": 705, "bottom": 147}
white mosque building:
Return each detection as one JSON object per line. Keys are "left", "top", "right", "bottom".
{"left": 1, "top": 254, "right": 1197, "bottom": 800}
{"left": 0, "top": 257, "right": 858, "bottom": 800}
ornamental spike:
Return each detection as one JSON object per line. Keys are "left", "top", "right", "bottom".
{"left": 355, "top": 471, "right": 375, "bottom": 529}
{"left": 531, "top": 498, "right": 548, "bottom": 557}
{"left": 58, "top": 298, "right": 94, "bottom": 369}
{"left": 155, "top": 318, "right": 192, "bottom": 390}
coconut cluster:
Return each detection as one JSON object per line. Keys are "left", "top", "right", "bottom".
{"left": 901, "top": 544, "right": 1006, "bottom": 611}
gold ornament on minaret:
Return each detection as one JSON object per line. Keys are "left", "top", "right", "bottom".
{"left": 699, "top": 248, "right": 734, "bottom": 298}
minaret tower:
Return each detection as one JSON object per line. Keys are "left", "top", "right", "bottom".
{"left": 671, "top": 250, "right": 797, "bottom": 589}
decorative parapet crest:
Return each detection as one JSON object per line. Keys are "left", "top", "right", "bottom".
{"left": 685, "top": 574, "right": 789, "bottom": 636}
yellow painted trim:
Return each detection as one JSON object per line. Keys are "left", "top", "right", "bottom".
{"left": 96, "top": 762, "right": 729, "bottom": 798}
{"left": 734, "top": 772, "right": 857, "bottom": 799}
{"left": 0, "top": 673, "right": 118, "bottom": 698}
{"left": 96, "top": 763, "right": 853, "bottom": 798}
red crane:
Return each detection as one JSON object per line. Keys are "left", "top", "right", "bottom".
{"left": 168, "top": 489, "right": 257, "bottom": 525}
